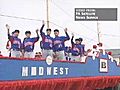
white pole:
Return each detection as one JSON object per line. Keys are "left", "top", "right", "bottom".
{"left": 46, "top": 0, "right": 50, "bottom": 28}
{"left": 97, "top": 22, "right": 100, "bottom": 43}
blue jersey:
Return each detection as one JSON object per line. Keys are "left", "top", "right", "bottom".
{"left": 40, "top": 24, "right": 53, "bottom": 50}
{"left": 71, "top": 44, "right": 82, "bottom": 56}
{"left": 71, "top": 36, "right": 85, "bottom": 56}
{"left": 53, "top": 32, "right": 70, "bottom": 52}
{"left": 23, "top": 37, "right": 39, "bottom": 52}
{"left": 8, "top": 34, "right": 22, "bottom": 51}
{"left": 65, "top": 47, "right": 71, "bottom": 54}
{"left": 80, "top": 44, "right": 85, "bottom": 55}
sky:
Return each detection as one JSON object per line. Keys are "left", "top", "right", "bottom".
{"left": 0, "top": 0, "right": 120, "bottom": 56}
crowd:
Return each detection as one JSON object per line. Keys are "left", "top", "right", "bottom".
{"left": 0, "top": 20, "right": 111, "bottom": 61}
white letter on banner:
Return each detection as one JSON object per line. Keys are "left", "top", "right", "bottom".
{"left": 47, "top": 67, "right": 52, "bottom": 75}
{"left": 31, "top": 67, "right": 37, "bottom": 76}
{"left": 65, "top": 68, "right": 69, "bottom": 75}
{"left": 60, "top": 67, "right": 64, "bottom": 75}
{"left": 53, "top": 67, "right": 58, "bottom": 75}
{"left": 39, "top": 67, "right": 44, "bottom": 75}
{"left": 22, "top": 67, "right": 28, "bottom": 76}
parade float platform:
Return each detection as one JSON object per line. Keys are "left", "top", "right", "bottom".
{"left": 0, "top": 53, "right": 120, "bottom": 90}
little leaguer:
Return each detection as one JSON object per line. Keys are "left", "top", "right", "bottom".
{"left": 22, "top": 29, "right": 39, "bottom": 58}
{"left": 40, "top": 20, "right": 53, "bottom": 58}
{"left": 6, "top": 24, "right": 22, "bottom": 58}
{"left": 6, "top": 31, "right": 15, "bottom": 57}
{"left": 71, "top": 33, "right": 85, "bottom": 61}
{"left": 64, "top": 46, "right": 72, "bottom": 61}
{"left": 53, "top": 28, "right": 70, "bottom": 60}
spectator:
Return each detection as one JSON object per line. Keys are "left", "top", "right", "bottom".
{"left": 107, "top": 51, "right": 113, "bottom": 62}
{"left": 92, "top": 45, "right": 99, "bottom": 56}
{"left": 97, "top": 42, "right": 105, "bottom": 55}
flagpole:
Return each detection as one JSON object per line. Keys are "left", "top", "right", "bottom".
{"left": 46, "top": 0, "right": 50, "bottom": 28}
{"left": 97, "top": 21, "right": 100, "bottom": 43}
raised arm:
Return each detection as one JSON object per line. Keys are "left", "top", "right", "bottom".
{"left": 6, "top": 24, "right": 13, "bottom": 41}
{"left": 40, "top": 20, "right": 45, "bottom": 34}
{"left": 64, "top": 28, "right": 70, "bottom": 41}
{"left": 32, "top": 29, "right": 40, "bottom": 43}
{"left": 71, "top": 33, "right": 74, "bottom": 45}
{"left": 36, "top": 29, "right": 39, "bottom": 37}
{"left": 6, "top": 24, "right": 10, "bottom": 37}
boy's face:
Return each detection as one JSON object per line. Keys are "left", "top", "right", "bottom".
{"left": 14, "top": 32, "right": 19, "bottom": 37}
{"left": 98, "top": 45, "right": 102, "bottom": 47}
{"left": 26, "top": 33, "right": 31, "bottom": 38}
{"left": 54, "top": 31, "right": 59, "bottom": 36}
{"left": 75, "top": 40, "right": 80, "bottom": 44}
{"left": 46, "top": 30, "right": 51, "bottom": 35}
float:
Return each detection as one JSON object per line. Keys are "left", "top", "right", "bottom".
{"left": 0, "top": 52, "right": 120, "bottom": 90}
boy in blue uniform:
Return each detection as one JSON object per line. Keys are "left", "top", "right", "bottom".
{"left": 53, "top": 28, "right": 70, "bottom": 60}
{"left": 40, "top": 21, "right": 53, "bottom": 58}
{"left": 6, "top": 24, "right": 22, "bottom": 58}
{"left": 79, "top": 37, "right": 85, "bottom": 56}
{"left": 65, "top": 46, "right": 72, "bottom": 61}
{"left": 6, "top": 31, "right": 15, "bottom": 57}
{"left": 71, "top": 33, "right": 85, "bottom": 61}
{"left": 22, "top": 30, "right": 39, "bottom": 58}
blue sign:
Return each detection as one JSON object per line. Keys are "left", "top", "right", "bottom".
{"left": 0, "top": 55, "right": 119, "bottom": 81}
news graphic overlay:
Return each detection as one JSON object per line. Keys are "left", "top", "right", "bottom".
{"left": 75, "top": 8, "right": 117, "bottom": 21}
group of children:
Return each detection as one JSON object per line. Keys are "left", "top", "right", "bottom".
{"left": 5, "top": 21, "right": 85, "bottom": 61}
